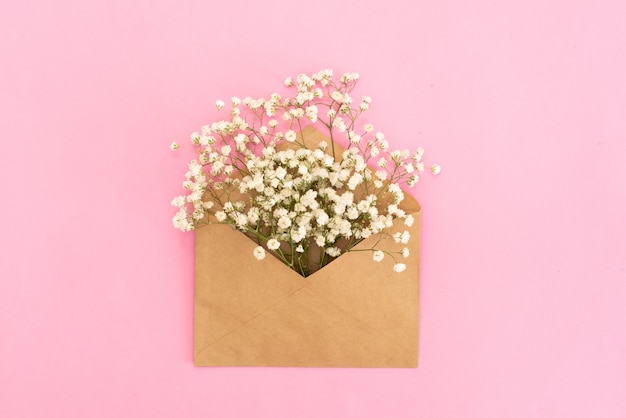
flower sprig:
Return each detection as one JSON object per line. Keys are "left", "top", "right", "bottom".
{"left": 172, "top": 69, "right": 439, "bottom": 277}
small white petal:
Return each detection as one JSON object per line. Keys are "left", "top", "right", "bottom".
{"left": 267, "top": 238, "right": 280, "bottom": 250}
{"left": 393, "top": 263, "right": 406, "bottom": 273}
{"left": 253, "top": 246, "right": 266, "bottom": 260}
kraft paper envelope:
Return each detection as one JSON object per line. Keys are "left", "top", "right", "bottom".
{"left": 194, "top": 127, "right": 421, "bottom": 368}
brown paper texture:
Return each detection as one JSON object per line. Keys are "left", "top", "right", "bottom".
{"left": 194, "top": 126, "right": 421, "bottom": 368}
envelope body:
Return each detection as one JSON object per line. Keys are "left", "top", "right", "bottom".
{"left": 193, "top": 127, "right": 421, "bottom": 368}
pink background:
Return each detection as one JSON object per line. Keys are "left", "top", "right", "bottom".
{"left": 1, "top": 0, "right": 625, "bottom": 416}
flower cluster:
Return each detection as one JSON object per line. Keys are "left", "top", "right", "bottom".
{"left": 172, "top": 70, "right": 438, "bottom": 277}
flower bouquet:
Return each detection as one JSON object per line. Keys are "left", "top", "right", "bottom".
{"left": 172, "top": 70, "right": 438, "bottom": 367}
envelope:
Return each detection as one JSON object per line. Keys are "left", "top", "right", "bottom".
{"left": 193, "top": 127, "right": 421, "bottom": 367}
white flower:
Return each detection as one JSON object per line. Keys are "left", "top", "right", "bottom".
{"left": 431, "top": 164, "right": 442, "bottom": 175}
{"left": 300, "top": 189, "right": 318, "bottom": 208}
{"left": 291, "top": 226, "right": 306, "bottom": 243}
{"left": 331, "top": 90, "right": 344, "bottom": 102}
{"left": 393, "top": 263, "right": 406, "bottom": 273}
{"left": 267, "top": 238, "right": 280, "bottom": 250}
{"left": 375, "top": 170, "right": 387, "bottom": 181}
{"left": 171, "top": 196, "right": 185, "bottom": 207}
{"left": 285, "top": 130, "right": 297, "bottom": 142}
{"left": 333, "top": 117, "right": 346, "bottom": 132}
{"left": 414, "top": 147, "right": 424, "bottom": 161}
{"left": 277, "top": 217, "right": 291, "bottom": 229}
{"left": 171, "top": 69, "right": 437, "bottom": 277}
{"left": 400, "top": 230, "right": 410, "bottom": 244}
{"left": 347, "top": 173, "right": 363, "bottom": 190}
{"left": 172, "top": 208, "right": 193, "bottom": 232}
{"left": 247, "top": 207, "right": 259, "bottom": 224}
{"left": 253, "top": 246, "right": 266, "bottom": 260}
{"left": 346, "top": 206, "right": 359, "bottom": 220}
{"left": 234, "top": 133, "right": 247, "bottom": 145}
{"left": 290, "top": 108, "right": 304, "bottom": 119}
{"left": 274, "top": 166, "right": 287, "bottom": 180}
{"left": 234, "top": 213, "right": 248, "bottom": 228}
{"left": 348, "top": 132, "right": 361, "bottom": 144}
{"left": 305, "top": 105, "right": 318, "bottom": 122}
{"left": 315, "top": 210, "right": 329, "bottom": 226}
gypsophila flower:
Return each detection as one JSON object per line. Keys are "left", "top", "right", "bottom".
{"left": 393, "top": 263, "right": 407, "bottom": 273}
{"left": 171, "top": 196, "right": 185, "bottom": 207}
{"left": 372, "top": 250, "right": 384, "bottom": 262}
{"left": 170, "top": 142, "right": 180, "bottom": 151}
{"left": 267, "top": 238, "right": 280, "bottom": 250}
{"left": 171, "top": 69, "right": 438, "bottom": 277}
{"left": 253, "top": 246, "right": 266, "bottom": 260}
{"left": 431, "top": 164, "right": 441, "bottom": 175}
{"left": 285, "top": 130, "right": 297, "bottom": 142}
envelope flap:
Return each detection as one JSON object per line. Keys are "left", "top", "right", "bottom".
{"left": 304, "top": 214, "right": 420, "bottom": 358}
{"left": 194, "top": 223, "right": 305, "bottom": 358}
